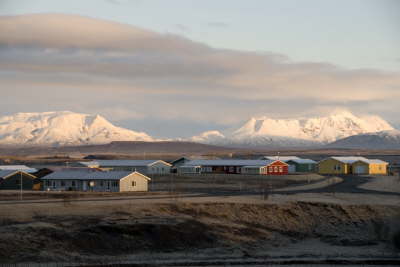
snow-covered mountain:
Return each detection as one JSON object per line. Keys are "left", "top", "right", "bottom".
{"left": 0, "top": 111, "right": 153, "bottom": 146}
{"left": 191, "top": 111, "right": 394, "bottom": 147}
{"left": 327, "top": 130, "right": 400, "bottom": 149}
{"left": 190, "top": 130, "right": 226, "bottom": 144}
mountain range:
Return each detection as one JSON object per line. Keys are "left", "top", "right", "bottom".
{"left": 191, "top": 111, "right": 394, "bottom": 148}
{"left": 0, "top": 111, "right": 152, "bottom": 146}
{"left": 0, "top": 111, "right": 397, "bottom": 149}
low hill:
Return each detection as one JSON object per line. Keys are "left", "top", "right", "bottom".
{"left": 327, "top": 130, "right": 400, "bottom": 149}
{"left": 0, "top": 141, "right": 237, "bottom": 158}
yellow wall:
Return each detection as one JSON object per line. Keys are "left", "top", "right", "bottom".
{"left": 369, "top": 163, "right": 387, "bottom": 175}
{"left": 119, "top": 173, "right": 149, "bottom": 192}
{"left": 318, "top": 158, "right": 348, "bottom": 174}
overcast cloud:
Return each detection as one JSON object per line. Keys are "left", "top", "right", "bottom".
{"left": 0, "top": 14, "right": 399, "bottom": 138}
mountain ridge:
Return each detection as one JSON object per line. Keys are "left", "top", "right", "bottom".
{"left": 191, "top": 111, "right": 394, "bottom": 147}
{"left": 0, "top": 111, "right": 152, "bottom": 146}
{"left": 327, "top": 129, "right": 400, "bottom": 149}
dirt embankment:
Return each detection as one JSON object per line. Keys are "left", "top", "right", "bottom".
{"left": 0, "top": 202, "right": 399, "bottom": 263}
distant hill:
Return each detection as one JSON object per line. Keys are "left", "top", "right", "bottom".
{"left": 327, "top": 130, "right": 400, "bottom": 149}
{"left": 0, "top": 141, "right": 237, "bottom": 157}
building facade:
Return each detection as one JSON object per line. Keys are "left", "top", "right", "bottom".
{"left": 0, "top": 170, "right": 37, "bottom": 190}
{"left": 286, "top": 159, "right": 317, "bottom": 173}
{"left": 80, "top": 160, "right": 172, "bottom": 175}
{"left": 318, "top": 157, "right": 388, "bottom": 175}
{"left": 178, "top": 159, "right": 288, "bottom": 175}
{"left": 41, "top": 170, "right": 151, "bottom": 192}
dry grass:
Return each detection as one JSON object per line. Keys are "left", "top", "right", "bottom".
{"left": 0, "top": 200, "right": 400, "bottom": 263}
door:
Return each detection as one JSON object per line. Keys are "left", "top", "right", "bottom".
{"left": 288, "top": 164, "right": 296, "bottom": 173}
{"left": 82, "top": 181, "right": 87, "bottom": 191}
{"left": 355, "top": 165, "right": 367, "bottom": 174}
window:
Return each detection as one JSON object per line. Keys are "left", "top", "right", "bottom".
{"left": 274, "top": 166, "right": 278, "bottom": 172}
{"left": 72, "top": 181, "right": 76, "bottom": 187}
{"left": 269, "top": 166, "right": 273, "bottom": 172}
{"left": 46, "top": 180, "right": 51, "bottom": 186}
{"left": 279, "top": 166, "right": 283, "bottom": 172}
{"left": 100, "top": 181, "right": 104, "bottom": 187}
{"left": 112, "top": 181, "right": 119, "bottom": 187}
{"left": 132, "top": 181, "right": 136, "bottom": 186}
{"left": 16, "top": 179, "right": 20, "bottom": 185}
{"left": 61, "top": 181, "right": 65, "bottom": 186}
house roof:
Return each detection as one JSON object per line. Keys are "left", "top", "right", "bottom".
{"left": 260, "top": 156, "right": 301, "bottom": 162}
{"left": 326, "top": 156, "right": 388, "bottom": 165}
{"left": 170, "top": 157, "right": 189, "bottom": 165}
{"left": 286, "top": 159, "right": 317, "bottom": 164}
{"left": 42, "top": 170, "right": 151, "bottom": 180}
{"left": 80, "top": 160, "right": 172, "bottom": 167}
{"left": 0, "top": 165, "right": 37, "bottom": 173}
{"left": 0, "top": 170, "right": 19, "bottom": 178}
{"left": 0, "top": 170, "right": 37, "bottom": 179}
{"left": 182, "top": 159, "right": 276, "bottom": 167}
{"left": 356, "top": 159, "right": 388, "bottom": 164}
{"left": 330, "top": 156, "right": 368, "bottom": 164}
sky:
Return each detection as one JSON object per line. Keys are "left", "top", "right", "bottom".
{"left": 0, "top": 0, "right": 399, "bottom": 137}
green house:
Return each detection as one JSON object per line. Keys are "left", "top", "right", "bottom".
{"left": 286, "top": 159, "right": 317, "bottom": 173}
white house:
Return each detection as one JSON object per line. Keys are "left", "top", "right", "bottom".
{"left": 41, "top": 170, "right": 151, "bottom": 192}
{"left": 80, "top": 160, "right": 172, "bottom": 175}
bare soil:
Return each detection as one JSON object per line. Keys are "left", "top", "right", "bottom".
{"left": 0, "top": 201, "right": 399, "bottom": 264}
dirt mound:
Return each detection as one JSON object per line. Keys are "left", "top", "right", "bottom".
{"left": 0, "top": 202, "right": 399, "bottom": 263}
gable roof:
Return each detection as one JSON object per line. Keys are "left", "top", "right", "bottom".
{"left": 80, "top": 160, "right": 172, "bottom": 168}
{"left": 0, "top": 170, "right": 19, "bottom": 179}
{"left": 182, "top": 159, "right": 277, "bottom": 167}
{"left": 324, "top": 156, "right": 388, "bottom": 165}
{"left": 170, "top": 157, "right": 189, "bottom": 165}
{"left": 0, "top": 165, "right": 37, "bottom": 173}
{"left": 0, "top": 170, "right": 37, "bottom": 179}
{"left": 286, "top": 159, "right": 317, "bottom": 164}
{"left": 330, "top": 156, "right": 368, "bottom": 164}
{"left": 259, "top": 156, "right": 301, "bottom": 162}
{"left": 42, "top": 170, "right": 151, "bottom": 180}
{"left": 355, "top": 159, "right": 388, "bottom": 164}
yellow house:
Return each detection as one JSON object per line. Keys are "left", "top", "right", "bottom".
{"left": 318, "top": 157, "right": 351, "bottom": 175}
{"left": 318, "top": 157, "right": 388, "bottom": 175}
{"left": 364, "top": 159, "right": 388, "bottom": 175}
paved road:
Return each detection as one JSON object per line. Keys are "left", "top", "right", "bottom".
{"left": 275, "top": 175, "right": 400, "bottom": 196}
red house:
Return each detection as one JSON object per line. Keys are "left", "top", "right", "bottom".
{"left": 265, "top": 160, "right": 288, "bottom": 175}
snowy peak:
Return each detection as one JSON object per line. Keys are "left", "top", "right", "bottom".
{"left": 191, "top": 111, "right": 394, "bottom": 147}
{"left": 231, "top": 111, "right": 393, "bottom": 143}
{"left": 0, "top": 111, "right": 153, "bottom": 146}
{"left": 190, "top": 130, "right": 225, "bottom": 144}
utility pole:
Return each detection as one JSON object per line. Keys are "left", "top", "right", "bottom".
{"left": 20, "top": 171, "right": 23, "bottom": 201}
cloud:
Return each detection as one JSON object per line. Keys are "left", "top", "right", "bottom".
{"left": 0, "top": 13, "right": 399, "bottom": 137}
